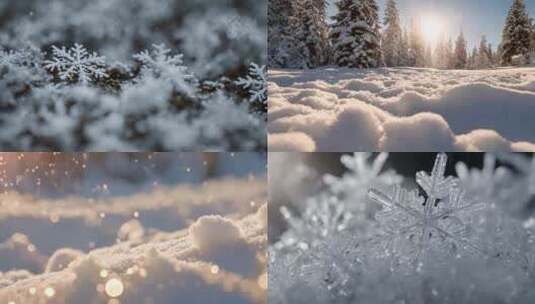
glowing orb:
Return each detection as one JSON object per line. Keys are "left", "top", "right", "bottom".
{"left": 105, "top": 278, "right": 124, "bottom": 298}
{"left": 210, "top": 265, "right": 220, "bottom": 274}
{"left": 100, "top": 269, "right": 109, "bottom": 278}
{"left": 44, "top": 287, "right": 56, "bottom": 298}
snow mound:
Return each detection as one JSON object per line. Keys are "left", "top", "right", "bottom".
{"left": 269, "top": 67, "right": 535, "bottom": 151}
{"left": 0, "top": 178, "right": 267, "bottom": 304}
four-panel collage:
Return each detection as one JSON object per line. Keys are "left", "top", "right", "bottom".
{"left": 1, "top": 0, "right": 535, "bottom": 303}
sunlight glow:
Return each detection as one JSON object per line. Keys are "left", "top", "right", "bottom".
{"left": 421, "top": 15, "right": 443, "bottom": 45}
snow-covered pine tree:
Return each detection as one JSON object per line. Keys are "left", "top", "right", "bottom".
{"left": 312, "top": 0, "right": 331, "bottom": 64}
{"left": 331, "top": 0, "right": 383, "bottom": 68}
{"left": 500, "top": 0, "right": 533, "bottom": 65}
{"left": 268, "top": 0, "right": 296, "bottom": 68}
{"left": 434, "top": 34, "right": 448, "bottom": 69}
{"left": 408, "top": 18, "right": 425, "bottom": 67}
{"left": 289, "top": 0, "right": 326, "bottom": 68}
{"left": 382, "top": 0, "right": 403, "bottom": 67}
{"left": 399, "top": 27, "right": 410, "bottom": 66}
{"left": 424, "top": 43, "right": 433, "bottom": 67}
{"left": 468, "top": 47, "right": 478, "bottom": 69}
{"left": 446, "top": 37, "right": 455, "bottom": 69}
{"left": 454, "top": 31, "right": 467, "bottom": 69}
{"left": 495, "top": 43, "right": 504, "bottom": 64}
{"left": 488, "top": 43, "right": 495, "bottom": 64}
{"left": 289, "top": 0, "right": 330, "bottom": 68}
{"left": 477, "top": 35, "right": 492, "bottom": 68}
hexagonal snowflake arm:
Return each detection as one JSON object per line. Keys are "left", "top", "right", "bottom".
{"left": 416, "top": 153, "right": 457, "bottom": 199}
{"left": 368, "top": 184, "right": 422, "bottom": 220}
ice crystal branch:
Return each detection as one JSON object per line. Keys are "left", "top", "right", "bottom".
{"left": 235, "top": 63, "right": 267, "bottom": 104}
{"left": 0, "top": 49, "right": 19, "bottom": 66}
{"left": 324, "top": 153, "right": 401, "bottom": 195}
{"left": 369, "top": 153, "right": 486, "bottom": 259}
{"left": 279, "top": 195, "right": 354, "bottom": 250}
{"left": 323, "top": 153, "right": 402, "bottom": 218}
{"left": 134, "top": 44, "right": 195, "bottom": 93}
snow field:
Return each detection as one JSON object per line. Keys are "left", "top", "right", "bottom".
{"left": 0, "top": 178, "right": 267, "bottom": 304}
{"left": 268, "top": 67, "right": 535, "bottom": 151}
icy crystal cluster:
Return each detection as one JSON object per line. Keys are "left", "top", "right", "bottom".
{"left": 270, "top": 153, "right": 535, "bottom": 304}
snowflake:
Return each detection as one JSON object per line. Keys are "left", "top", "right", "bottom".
{"left": 278, "top": 195, "right": 354, "bottom": 250}
{"left": 368, "top": 153, "right": 486, "bottom": 260}
{"left": 44, "top": 44, "right": 108, "bottom": 83}
{"left": 324, "top": 153, "right": 401, "bottom": 194}
{"left": 323, "top": 153, "right": 402, "bottom": 217}
{"left": 235, "top": 63, "right": 267, "bottom": 104}
{"left": 133, "top": 44, "right": 196, "bottom": 96}
{"left": 0, "top": 49, "right": 19, "bottom": 66}
{"left": 0, "top": 48, "right": 41, "bottom": 67}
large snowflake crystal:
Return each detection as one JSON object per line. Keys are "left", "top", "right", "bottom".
{"left": 368, "top": 153, "right": 486, "bottom": 260}
{"left": 235, "top": 63, "right": 267, "bottom": 104}
{"left": 324, "top": 153, "right": 402, "bottom": 216}
{"left": 44, "top": 44, "right": 108, "bottom": 83}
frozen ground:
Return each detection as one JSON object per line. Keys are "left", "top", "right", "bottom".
{"left": 268, "top": 67, "right": 535, "bottom": 152}
{"left": 0, "top": 177, "right": 267, "bottom": 303}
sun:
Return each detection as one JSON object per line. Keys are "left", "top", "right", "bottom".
{"left": 420, "top": 15, "right": 443, "bottom": 45}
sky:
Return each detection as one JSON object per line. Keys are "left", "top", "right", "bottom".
{"left": 327, "top": 0, "right": 535, "bottom": 50}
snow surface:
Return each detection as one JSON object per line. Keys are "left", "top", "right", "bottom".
{"left": 0, "top": 178, "right": 267, "bottom": 304}
{"left": 268, "top": 67, "right": 535, "bottom": 151}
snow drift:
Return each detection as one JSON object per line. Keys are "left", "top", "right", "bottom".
{"left": 268, "top": 67, "right": 535, "bottom": 152}
{"left": 0, "top": 178, "right": 267, "bottom": 304}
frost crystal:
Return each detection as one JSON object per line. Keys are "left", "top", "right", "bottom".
{"left": 0, "top": 49, "right": 19, "bottom": 66}
{"left": 133, "top": 44, "right": 194, "bottom": 93}
{"left": 279, "top": 195, "right": 354, "bottom": 250}
{"left": 368, "top": 153, "right": 485, "bottom": 259}
{"left": 325, "top": 153, "right": 401, "bottom": 193}
{"left": 270, "top": 153, "right": 535, "bottom": 304}
{"left": 323, "top": 153, "right": 402, "bottom": 217}
{"left": 44, "top": 44, "right": 108, "bottom": 83}
{"left": 235, "top": 63, "right": 267, "bottom": 104}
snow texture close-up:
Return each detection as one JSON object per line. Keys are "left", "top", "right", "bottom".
{"left": 0, "top": 153, "right": 267, "bottom": 304}
{"left": 0, "top": 0, "right": 266, "bottom": 151}
{"left": 269, "top": 152, "right": 535, "bottom": 304}
{"left": 268, "top": 67, "right": 535, "bottom": 152}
